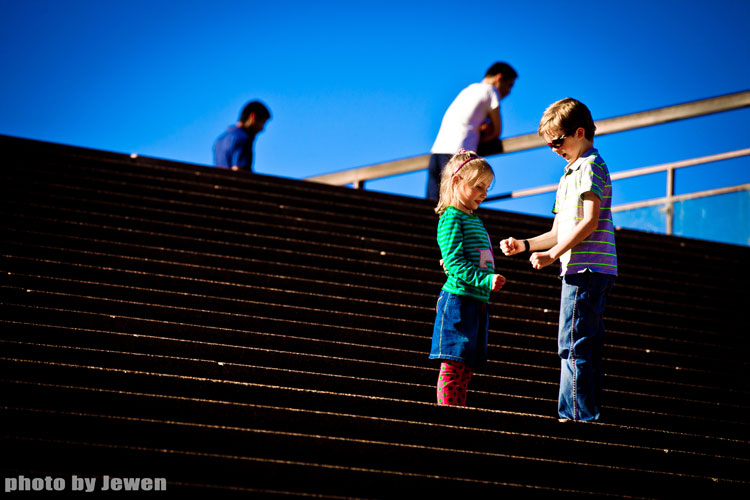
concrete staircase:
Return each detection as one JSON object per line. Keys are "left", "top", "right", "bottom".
{"left": 1, "top": 134, "right": 748, "bottom": 498}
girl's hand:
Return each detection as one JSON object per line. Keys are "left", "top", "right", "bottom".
{"left": 500, "top": 237, "right": 521, "bottom": 256}
{"left": 439, "top": 258, "right": 448, "bottom": 275}
{"left": 491, "top": 274, "right": 506, "bottom": 291}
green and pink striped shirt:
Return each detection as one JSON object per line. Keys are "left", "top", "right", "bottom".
{"left": 437, "top": 206, "right": 495, "bottom": 303}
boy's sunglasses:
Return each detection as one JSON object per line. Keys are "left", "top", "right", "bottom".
{"left": 547, "top": 134, "right": 570, "bottom": 149}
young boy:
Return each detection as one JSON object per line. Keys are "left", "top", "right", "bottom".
{"left": 500, "top": 98, "right": 617, "bottom": 421}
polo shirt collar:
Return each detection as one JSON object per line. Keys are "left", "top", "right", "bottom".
{"left": 565, "top": 147, "right": 598, "bottom": 174}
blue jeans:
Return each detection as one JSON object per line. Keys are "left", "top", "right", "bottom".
{"left": 558, "top": 271, "right": 615, "bottom": 421}
{"left": 426, "top": 154, "right": 452, "bottom": 200}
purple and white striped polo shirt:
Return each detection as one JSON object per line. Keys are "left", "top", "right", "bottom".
{"left": 553, "top": 148, "right": 618, "bottom": 276}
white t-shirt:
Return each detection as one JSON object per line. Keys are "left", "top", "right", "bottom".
{"left": 431, "top": 82, "right": 501, "bottom": 154}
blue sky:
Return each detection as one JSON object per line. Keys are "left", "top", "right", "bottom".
{"left": 1, "top": 0, "right": 749, "bottom": 243}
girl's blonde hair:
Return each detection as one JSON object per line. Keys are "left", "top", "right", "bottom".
{"left": 434, "top": 150, "right": 494, "bottom": 215}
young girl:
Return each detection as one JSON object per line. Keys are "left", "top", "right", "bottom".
{"left": 430, "top": 149, "right": 506, "bottom": 406}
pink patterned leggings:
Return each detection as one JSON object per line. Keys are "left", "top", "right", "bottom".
{"left": 436, "top": 360, "right": 473, "bottom": 406}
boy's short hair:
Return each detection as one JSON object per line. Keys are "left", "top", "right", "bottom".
{"left": 538, "top": 98, "right": 596, "bottom": 140}
{"left": 239, "top": 100, "right": 271, "bottom": 122}
{"left": 485, "top": 62, "right": 518, "bottom": 82}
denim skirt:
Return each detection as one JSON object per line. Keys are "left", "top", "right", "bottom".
{"left": 429, "top": 290, "right": 489, "bottom": 369}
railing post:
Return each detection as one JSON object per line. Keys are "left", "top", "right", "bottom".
{"left": 666, "top": 166, "right": 675, "bottom": 235}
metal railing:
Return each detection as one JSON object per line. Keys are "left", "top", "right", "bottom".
{"left": 486, "top": 148, "right": 750, "bottom": 235}
{"left": 305, "top": 90, "right": 750, "bottom": 189}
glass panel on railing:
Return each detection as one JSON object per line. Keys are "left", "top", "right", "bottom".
{"left": 673, "top": 190, "right": 750, "bottom": 246}
{"left": 615, "top": 190, "right": 750, "bottom": 246}
{"left": 614, "top": 205, "right": 668, "bottom": 234}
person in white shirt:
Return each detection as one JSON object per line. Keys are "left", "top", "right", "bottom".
{"left": 426, "top": 62, "right": 517, "bottom": 200}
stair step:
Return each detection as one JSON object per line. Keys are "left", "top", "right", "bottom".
{"left": 2, "top": 134, "right": 749, "bottom": 497}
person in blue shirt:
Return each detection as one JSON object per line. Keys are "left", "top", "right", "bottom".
{"left": 213, "top": 100, "right": 271, "bottom": 171}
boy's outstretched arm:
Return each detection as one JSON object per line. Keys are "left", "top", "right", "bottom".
{"left": 530, "top": 193, "right": 600, "bottom": 270}
{"left": 500, "top": 216, "right": 559, "bottom": 256}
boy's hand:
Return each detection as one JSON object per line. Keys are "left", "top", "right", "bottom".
{"left": 530, "top": 251, "right": 555, "bottom": 270}
{"left": 500, "top": 237, "right": 522, "bottom": 256}
{"left": 491, "top": 274, "right": 506, "bottom": 291}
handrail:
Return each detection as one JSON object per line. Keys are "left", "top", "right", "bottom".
{"left": 484, "top": 148, "right": 750, "bottom": 202}
{"left": 484, "top": 147, "right": 750, "bottom": 235}
{"left": 305, "top": 90, "right": 750, "bottom": 188}
{"left": 611, "top": 183, "right": 750, "bottom": 213}
{"left": 612, "top": 183, "right": 750, "bottom": 236}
